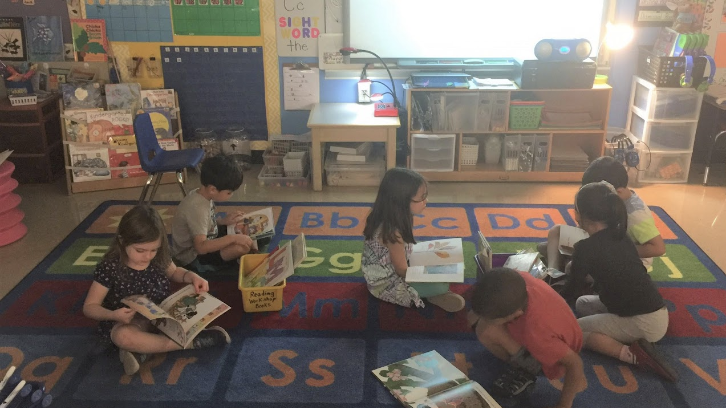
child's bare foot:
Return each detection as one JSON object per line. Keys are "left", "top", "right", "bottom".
{"left": 427, "top": 292, "right": 465, "bottom": 312}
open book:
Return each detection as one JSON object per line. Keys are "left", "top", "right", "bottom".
{"left": 405, "top": 238, "right": 465, "bottom": 283}
{"left": 558, "top": 224, "right": 589, "bottom": 256}
{"left": 227, "top": 207, "right": 275, "bottom": 240}
{"left": 476, "top": 231, "right": 493, "bottom": 273}
{"left": 244, "top": 234, "right": 307, "bottom": 288}
{"left": 372, "top": 350, "right": 502, "bottom": 408}
{"left": 121, "top": 285, "right": 230, "bottom": 349}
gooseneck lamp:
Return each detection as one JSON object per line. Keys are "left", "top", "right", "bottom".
{"left": 339, "top": 47, "right": 400, "bottom": 109}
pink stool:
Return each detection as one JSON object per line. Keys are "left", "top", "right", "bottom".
{"left": 0, "top": 161, "right": 27, "bottom": 246}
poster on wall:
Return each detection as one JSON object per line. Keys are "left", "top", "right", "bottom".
{"left": 171, "top": 0, "right": 261, "bottom": 37}
{"left": 275, "top": 0, "right": 324, "bottom": 57}
{"left": 25, "top": 16, "right": 65, "bottom": 62}
{"left": 0, "top": 17, "right": 26, "bottom": 61}
{"left": 71, "top": 19, "right": 108, "bottom": 62}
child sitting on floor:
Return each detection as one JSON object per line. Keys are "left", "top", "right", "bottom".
{"left": 560, "top": 181, "right": 677, "bottom": 382}
{"left": 539, "top": 156, "right": 665, "bottom": 273}
{"left": 469, "top": 267, "right": 585, "bottom": 407}
{"left": 361, "top": 168, "right": 465, "bottom": 312}
{"left": 83, "top": 205, "right": 231, "bottom": 376}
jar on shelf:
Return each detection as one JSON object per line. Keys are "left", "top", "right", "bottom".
{"left": 194, "top": 128, "right": 220, "bottom": 171}
{"left": 222, "top": 127, "right": 252, "bottom": 171}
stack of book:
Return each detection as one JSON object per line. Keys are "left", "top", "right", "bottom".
{"left": 329, "top": 142, "right": 371, "bottom": 162}
{"left": 549, "top": 144, "right": 590, "bottom": 172}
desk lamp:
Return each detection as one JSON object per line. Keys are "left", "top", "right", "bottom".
{"left": 340, "top": 47, "right": 401, "bottom": 115}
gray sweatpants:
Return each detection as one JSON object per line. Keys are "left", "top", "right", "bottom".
{"left": 576, "top": 295, "right": 669, "bottom": 344}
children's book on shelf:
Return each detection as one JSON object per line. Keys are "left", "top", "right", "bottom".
{"left": 476, "top": 231, "right": 493, "bottom": 273}
{"left": 70, "top": 19, "right": 107, "bottom": 62}
{"left": 226, "top": 207, "right": 275, "bottom": 240}
{"left": 0, "top": 17, "right": 26, "bottom": 61}
{"left": 86, "top": 110, "right": 134, "bottom": 143}
{"left": 25, "top": 16, "right": 64, "bottom": 62}
{"left": 558, "top": 224, "right": 589, "bottom": 256}
{"left": 61, "top": 82, "right": 104, "bottom": 109}
{"left": 158, "top": 138, "right": 179, "bottom": 151}
{"left": 105, "top": 83, "right": 142, "bottom": 113}
{"left": 121, "top": 284, "right": 230, "bottom": 349}
{"left": 140, "top": 89, "right": 175, "bottom": 108}
{"left": 372, "top": 350, "right": 502, "bottom": 408}
{"left": 139, "top": 107, "right": 173, "bottom": 139}
{"left": 404, "top": 238, "right": 465, "bottom": 283}
{"left": 243, "top": 234, "right": 307, "bottom": 288}
{"left": 109, "top": 147, "right": 145, "bottom": 179}
{"left": 68, "top": 144, "right": 111, "bottom": 182}
{"left": 63, "top": 108, "right": 102, "bottom": 143}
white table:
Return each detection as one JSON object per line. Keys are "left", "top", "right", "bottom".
{"left": 306, "top": 103, "right": 400, "bottom": 191}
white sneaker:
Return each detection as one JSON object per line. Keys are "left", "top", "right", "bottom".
{"left": 427, "top": 292, "right": 465, "bottom": 312}
{"left": 119, "top": 349, "right": 147, "bottom": 376}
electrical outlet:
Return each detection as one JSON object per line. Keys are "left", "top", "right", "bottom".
{"left": 358, "top": 79, "right": 371, "bottom": 103}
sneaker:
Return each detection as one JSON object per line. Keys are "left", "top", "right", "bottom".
{"left": 426, "top": 292, "right": 465, "bottom": 313}
{"left": 630, "top": 339, "right": 679, "bottom": 382}
{"left": 491, "top": 366, "right": 537, "bottom": 398}
{"left": 119, "top": 349, "right": 148, "bottom": 376}
{"left": 191, "top": 326, "right": 231, "bottom": 349}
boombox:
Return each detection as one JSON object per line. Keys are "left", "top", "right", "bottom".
{"left": 515, "top": 59, "right": 597, "bottom": 89}
{"left": 534, "top": 39, "right": 592, "bottom": 62}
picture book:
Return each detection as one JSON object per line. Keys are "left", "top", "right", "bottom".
{"left": 25, "top": 16, "right": 64, "bottom": 62}
{"left": 61, "top": 82, "right": 104, "bottom": 109}
{"left": 86, "top": 110, "right": 134, "bottom": 143}
{"left": 159, "top": 138, "right": 179, "bottom": 151}
{"left": 372, "top": 350, "right": 501, "bottom": 408}
{"left": 140, "top": 89, "right": 176, "bottom": 109}
{"left": 503, "top": 252, "right": 548, "bottom": 280}
{"left": 107, "top": 135, "right": 136, "bottom": 147}
{"left": 243, "top": 234, "right": 307, "bottom": 288}
{"left": 405, "top": 238, "right": 465, "bottom": 283}
{"left": 68, "top": 144, "right": 111, "bottom": 182}
{"left": 139, "top": 107, "right": 173, "bottom": 139}
{"left": 70, "top": 19, "right": 108, "bottom": 62}
{"left": 121, "top": 285, "right": 230, "bottom": 349}
{"left": 558, "top": 225, "right": 589, "bottom": 256}
{"left": 105, "top": 83, "right": 142, "bottom": 113}
{"left": 63, "top": 108, "right": 102, "bottom": 143}
{"left": 109, "top": 147, "right": 145, "bottom": 179}
{"left": 0, "top": 17, "right": 26, "bottom": 61}
{"left": 227, "top": 207, "right": 275, "bottom": 240}
{"left": 476, "top": 231, "right": 493, "bottom": 273}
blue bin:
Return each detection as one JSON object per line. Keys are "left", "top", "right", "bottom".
{"left": 4, "top": 80, "right": 34, "bottom": 96}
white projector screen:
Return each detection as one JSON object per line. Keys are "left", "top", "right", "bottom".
{"left": 345, "top": 0, "right": 607, "bottom": 60}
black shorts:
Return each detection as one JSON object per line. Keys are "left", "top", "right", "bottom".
{"left": 186, "top": 227, "right": 235, "bottom": 268}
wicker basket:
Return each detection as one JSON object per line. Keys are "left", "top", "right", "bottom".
{"left": 461, "top": 137, "right": 479, "bottom": 165}
{"left": 509, "top": 101, "right": 544, "bottom": 129}
{"left": 9, "top": 95, "right": 37, "bottom": 106}
{"left": 262, "top": 149, "right": 284, "bottom": 166}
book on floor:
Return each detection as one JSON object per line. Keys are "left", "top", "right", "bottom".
{"left": 477, "top": 230, "right": 493, "bottom": 273}
{"left": 243, "top": 234, "right": 307, "bottom": 288}
{"left": 404, "top": 238, "right": 465, "bottom": 283}
{"left": 372, "top": 350, "right": 502, "bottom": 408}
{"left": 558, "top": 224, "right": 589, "bottom": 256}
{"left": 121, "top": 285, "right": 230, "bottom": 349}
{"left": 226, "top": 207, "right": 275, "bottom": 240}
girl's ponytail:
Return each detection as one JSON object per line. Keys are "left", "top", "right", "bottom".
{"left": 576, "top": 182, "right": 629, "bottom": 240}
{"left": 605, "top": 192, "right": 628, "bottom": 240}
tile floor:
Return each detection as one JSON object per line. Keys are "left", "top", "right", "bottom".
{"left": 2, "top": 165, "right": 726, "bottom": 300}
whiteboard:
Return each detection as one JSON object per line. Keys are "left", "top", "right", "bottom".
{"left": 345, "top": 0, "right": 607, "bottom": 60}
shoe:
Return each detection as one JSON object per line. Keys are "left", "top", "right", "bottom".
{"left": 119, "top": 349, "right": 147, "bottom": 376}
{"left": 630, "top": 339, "right": 679, "bottom": 382}
{"left": 191, "top": 326, "right": 231, "bottom": 349}
{"left": 491, "top": 366, "right": 537, "bottom": 398}
{"left": 426, "top": 292, "right": 465, "bottom": 313}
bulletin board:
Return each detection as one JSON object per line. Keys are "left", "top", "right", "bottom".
{"left": 1, "top": 0, "right": 73, "bottom": 44}
{"left": 171, "top": 0, "right": 261, "bottom": 37}
{"left": 161, "top": 46, "right": 268, "bottom": 141}
{"left": 84, "top": 0, "right": 174, "bottom": 42}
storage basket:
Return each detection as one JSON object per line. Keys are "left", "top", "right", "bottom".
{"left": 461, "top": 137, "right": 479, "bottom": 165}
{"left": 283, "top": 151, "right": 309, "bottom": 177}
{"left": 262, "top": 149, "right": 284, "bottom": 166}
{"left": 637, "top": 46, "right": 707, "bottom": 88}
{"left": 238, "top": 254, "right": 286, "bottom": 313}
{"left": 290, "top": 141, "right": 311, "bottom": 153}
{"left": 508, "top": 102, "right": 544, "bottom": 129}
{"left": 258, "top": 165, "right": 310, "bottom": 187}
{"left": 9, "top": 95, "right": 37, "bottom": 106}
{"left": 271, "top": 140, "right": 292, "bottom": 155}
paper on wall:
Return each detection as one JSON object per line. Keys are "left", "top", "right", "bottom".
{"left": 283, "top": 66, "right": 320, "bottom": 110}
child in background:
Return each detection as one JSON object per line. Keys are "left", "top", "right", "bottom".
{"left": 83, "top": 205, "right": 231, "bottom": 376}
{"left": 469, "top": 268, "right": 585, "bottom": 407}
{"left": 171, "top": 155, "right": 254, "bottom": 272}
{"left": 361, "top": 168, "right": 465, "bottom": 312}
{"left": 561, "top": 182, "right": 677, "bottom": 382}
{"left": 539, "top": 156, "right": 665, "bottom": 273}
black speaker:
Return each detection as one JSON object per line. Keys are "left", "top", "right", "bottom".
{"left": 534, "top": 39, "right": 592, "bottom": 62}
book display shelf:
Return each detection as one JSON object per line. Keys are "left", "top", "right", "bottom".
{"left": 405, "top": 85, "right": 612, "bottom": 182}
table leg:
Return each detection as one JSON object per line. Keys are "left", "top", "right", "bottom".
{"left": 312, "top": 136, "right": 323, "bottom": 191}
{"left": 386, "top": 127, "right": 396, "bottom": 170}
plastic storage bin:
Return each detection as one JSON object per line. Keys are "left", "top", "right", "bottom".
{"left": 638, "top": 151, "right": 691, "bottom": 183}
{"left": 410, "top": 133, "right": 456, "bottom": 172}
{"left": 628, "top": 112, "right": 698, "bottom": 151}
{"left": 461, "top": 137, "right": 479, "bottom": 165}
{"left": 509, "top": 101, "right": 544, "bottom": 129}
{"left": 263, "top": 148, "right": 284, "bottom": 166}
{"left": 503, "top": 134, "right": 520, "bottom": 171}
{"left": 444, "top": 92, "right": 478, "bottom": 132}
{"left": 258, "top": 165, "right": 310, "bottom": 187}
{"left": 283, "top": 151, "right": 309, "bottom": 177}
{"left": 533, "top": 134, "right": 550, "bottom": 172}
{"left": 631, "top": 76, "right": 703, "bottom": 120}
{"left": 238, "top": 254, "right": 286, "bottom": 313}
{"left": 325, "top": 152, "right": 385, "bottom": 186}
{"left": 484, "top": 134, "right": 502, "bottom": 164}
